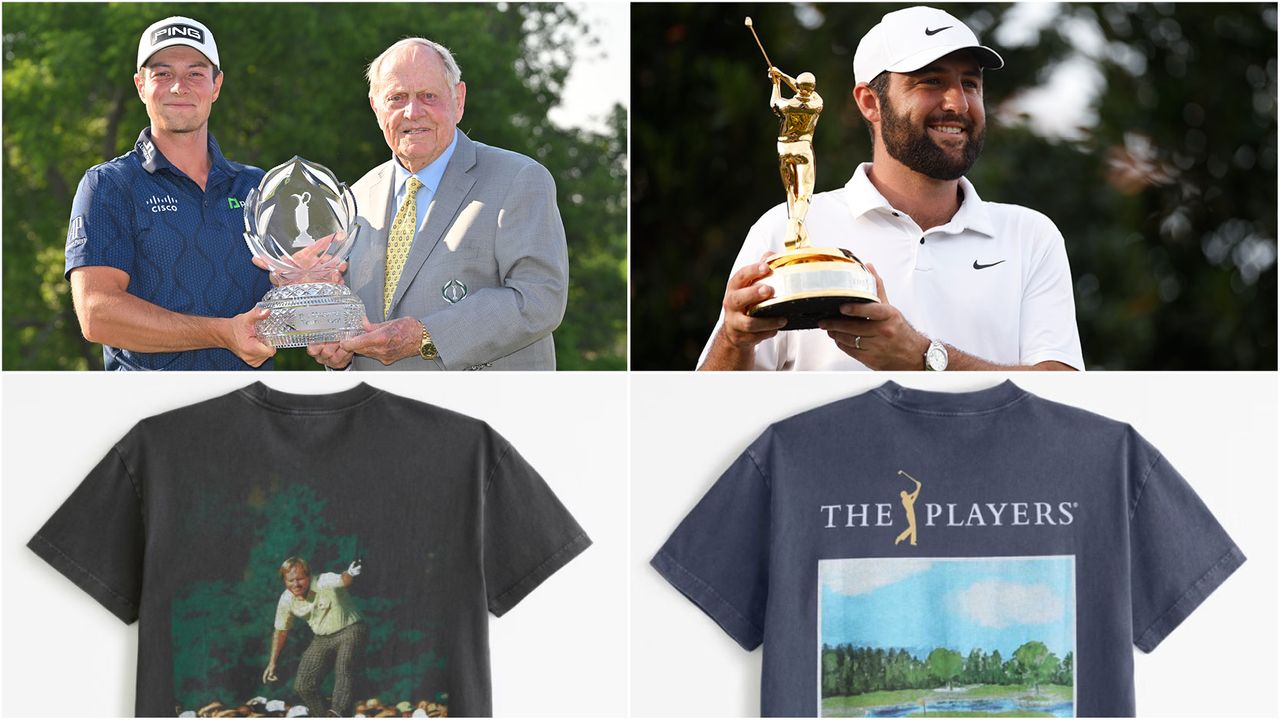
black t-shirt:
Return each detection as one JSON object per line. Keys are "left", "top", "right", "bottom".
{"left": 30, "top": 382, "right": 591, "bottom": 717}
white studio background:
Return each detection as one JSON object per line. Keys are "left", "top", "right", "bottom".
{"left": 630, "top": 372, "right": 1279, "bottom": 718}
{"left": 0, "top": 372, "right": 627, "bottom": 718}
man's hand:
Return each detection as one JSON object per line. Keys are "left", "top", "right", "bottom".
{"left": 251, "top": 234, "right": 348, "bottom": 286}
{"left": 339, "top": 317, "right": 425, "bottom": 366}
{"left": 818, "top": 263, "right": 929, "bottom": 370}
{"left": 262, "top": 663, "right": 278, "bottom": 684}
{"left": 220, "top": 307, "right": 277, "bottom": 368}
{"left": 306, "top": 341, "right": 353, "bottom": 370}
{"left": 697, "top": 253, "right": 788, "bottom": 370}
{"left": 347, "top": 560, "right": 362, "bottom": 577}
{"left": 768, "top": 66, "right": 783, "bottom": 84}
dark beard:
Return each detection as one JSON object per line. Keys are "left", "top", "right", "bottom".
{"left": 879, "top": 95, "right": 984, "bottom": 180}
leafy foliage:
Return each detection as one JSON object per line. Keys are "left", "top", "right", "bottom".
{"left": 821, "top": 642, "right": 1073, "bottom": 698}
{"left": 632, "top": 3, "right": 1276, "bottom": 369}
{"left": 926, "top": 647, "right": 964, "bottom": 691}
{"left": 2, "top": 3, "right": 626, "bottom": 370}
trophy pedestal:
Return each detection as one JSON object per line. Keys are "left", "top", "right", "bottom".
{"left": 749, "top": 247, "right": 878, "bottom": 330}
{"left": 254, "top": 283, "right": 365, "bottom": 348}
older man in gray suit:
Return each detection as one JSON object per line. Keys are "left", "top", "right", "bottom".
{"left": 309, "top": 38, "right": 568, "bottom": 370}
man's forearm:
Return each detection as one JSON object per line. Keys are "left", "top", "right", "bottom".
{"left": 76, "top": 288, "right": 231, "bottom": 353}
{"left": 269, "top": 630, "right": 287, "bottom": 665}
{"left": 696, "top": 328, "right": 757, "bottom": 371}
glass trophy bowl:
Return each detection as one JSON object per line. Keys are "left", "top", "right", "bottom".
{"left": 749, "top": 246, "right": 878, "bottom": 330}
{"left": 243, "top": 156, "right": 365, "bottom": 348}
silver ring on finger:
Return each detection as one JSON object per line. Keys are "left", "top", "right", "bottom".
{"left": 855, "top": 336, "right": 862, "bottom": 351}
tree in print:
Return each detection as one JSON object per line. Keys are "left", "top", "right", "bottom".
{"left": 1012, "top": 641, "right": 1060, "bottom": 695}
{"left": 926, "top": 648, "right": 963, "bottom": 691}
{"left": 821, "top": 641, "right": 1073, "bottom": 698}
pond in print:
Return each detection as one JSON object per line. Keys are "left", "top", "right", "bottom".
{"left": 862, "top": 696, "right": 1073, "bottom": 717}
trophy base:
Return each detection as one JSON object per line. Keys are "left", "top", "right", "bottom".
{"left": 254, "top": 283, "right": 366, "bottom": 348}
{"left": 749, "top": 247, "right": 878, "bottom": 331}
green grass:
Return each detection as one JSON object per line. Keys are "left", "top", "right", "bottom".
{"left": 958, "top": 683, "right": 1072, "bottom": 701}
{"left": 823, "top": 688, "right": 933, "bottom": 710}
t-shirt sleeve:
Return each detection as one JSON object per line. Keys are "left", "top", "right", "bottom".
{"left": 316, "top": 572, "right": 342, "bottom": 590}
{"left": 1018, "top": 212, "right": 1085, "bottom": 369}
{"left": 651, "top": 438, "right": 772, "bottom": 651}
{"left": 27, "top": 442, "right": 145, "bottom": 624}
{"left": 483, "top": 438, "right": 591, "bottom": 617}
{"left": 64, "top": 168, "right": 136, "bottom": 280}
{"left": 1128, "top": 439, "right": 1245, "bottom": 652}
{"left": 274, "top": 592, "right": 294, "bottom": 632}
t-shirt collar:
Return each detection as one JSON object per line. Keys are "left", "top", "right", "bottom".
{"left": 135, "top": 127, "right": 236, "bottom": 178}
{"left": 871, "top": 380, "right": 1028, "bottom": 415}
{"left": 238, "top": 381, "right": 381, "bottom": 414}
{"left": 845, "top": 162, "right": 995, "bottom": 237}
{"left": 393, "top": 127, "right": 459, "bottom": 196}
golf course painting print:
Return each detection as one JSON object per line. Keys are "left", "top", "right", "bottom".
{"left": 818, "top": 556, "right": 1076, "bottom": 718}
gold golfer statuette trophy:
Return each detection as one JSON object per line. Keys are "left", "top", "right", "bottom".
{"left": 744, "top": 17, "right": 878, "bottom": 329}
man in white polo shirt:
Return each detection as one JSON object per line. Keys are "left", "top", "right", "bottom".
{"left": 698, "top": 6, "right": 1084, "bottom": 371}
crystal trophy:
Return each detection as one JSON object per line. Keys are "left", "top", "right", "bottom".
{"left": 744, "top": 17, "right": 878, "bottom": 330}
{"left": 243, "top": 157, "right": 365, "bottom": 348}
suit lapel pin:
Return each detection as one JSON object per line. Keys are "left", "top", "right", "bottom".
{"left": 442, "top": 279, "right": 468, "bottom": 304}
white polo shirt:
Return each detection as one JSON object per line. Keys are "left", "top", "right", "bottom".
{"left": 698, "top": 163, "right": 1084, "bottom": 370}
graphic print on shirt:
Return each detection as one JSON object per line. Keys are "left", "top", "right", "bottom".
{"left": 818, "top": 556, "right": 1076, "bottom": 718}
{"left": 893, "top": 471, "right": 923, "bottom": 547}
{"left": 170, "top": 484, "right": 449, "bottom": 718}
{"left": 819, "top": 469, "right": 1080, "bottom": 546}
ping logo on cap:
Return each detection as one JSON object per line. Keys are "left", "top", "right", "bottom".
{"left": 152, "top": 23, "right": 204, "bottom": 45}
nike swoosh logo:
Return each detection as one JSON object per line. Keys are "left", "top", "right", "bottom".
{"left": 973, "top": 260, "right": 1006, "bottom": 270}
{"left": 925, "top": 26, "right": 953, "bottom": 36}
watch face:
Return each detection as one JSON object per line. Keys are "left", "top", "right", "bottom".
{"left": 926, "top": 344, "right": 948, "bottom": 371}
{"left": 420, "top": 342, "right": 437, "bottom": 360}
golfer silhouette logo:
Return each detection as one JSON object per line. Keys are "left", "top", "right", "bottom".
{"left": 894, "top": 470, "right": 923, "bottom": 546}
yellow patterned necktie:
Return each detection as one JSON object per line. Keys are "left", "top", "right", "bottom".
{"left": 384, "top": 176, "right": 423, "bottom": 317}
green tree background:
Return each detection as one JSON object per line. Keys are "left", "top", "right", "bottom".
{"left": 821, "top": 642, "right": 1074, "bottom": 698}
{"left": 632, "top": 3, "right": 1277, "bottom": 369}
{"left": 171, "top": 484, "right": 447, "bottom": 713}
{"left": 2, "top": 2, "right": 627, "bottom": 370}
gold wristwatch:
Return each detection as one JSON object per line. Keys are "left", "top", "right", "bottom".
{"left": 419, "top": 322, "right": 438, "bottom": 360}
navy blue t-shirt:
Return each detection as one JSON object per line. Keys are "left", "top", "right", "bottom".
{"left": 64, "top": 128, "right": 273, "bottom": 370}
{"left": 653, "top": 381, "right": 1244, "bottom": 717}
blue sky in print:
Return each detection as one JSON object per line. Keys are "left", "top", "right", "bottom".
{"left": 819, "top": 556, "right": 1075, "bottom": 660}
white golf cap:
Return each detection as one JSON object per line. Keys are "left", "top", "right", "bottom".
{"left": 854, "top": 6, "right": 1003, "bottom": 84}
{"left": 137, "top": 16, "right": 220, "bottom": 70}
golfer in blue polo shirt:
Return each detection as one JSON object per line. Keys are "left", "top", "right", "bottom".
{"left": 65, "top": 16, "right": 275, "bottom": 370}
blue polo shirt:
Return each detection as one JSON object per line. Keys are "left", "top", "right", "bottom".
{"left": 64, "top": 128, "right": 273, "bottom": 370}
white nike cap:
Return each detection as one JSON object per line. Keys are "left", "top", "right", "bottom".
{"left": 137, "top": 16, "right": 220, "bottom": 70}
{"left": 854, "top": 6, "right": 1003, "bottom": 85}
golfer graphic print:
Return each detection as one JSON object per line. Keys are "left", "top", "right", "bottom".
{"left": 263, "top": 556, "right": 368, "bottom": 716}
{"left": 894, "top": 471, "right": 922, "bottom": 546}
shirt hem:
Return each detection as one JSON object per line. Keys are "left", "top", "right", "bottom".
{"left": 650, "top": 549, "right": 763, "bottom": 651}
{"left": 489, "top": 531, "right": 592, "bottom": 617}
{"left": 1021, "top": 348, "right": 1085, "bottom": 370}
{"left": 27, "top": 533, "right": 138, "bottom": 624}
{"left": 1134, "top": 544, "right": 1246, "bottom": 652}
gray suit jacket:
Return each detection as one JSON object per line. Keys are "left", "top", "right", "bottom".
{"left": 346, "top": 131, "right": 568, "bottom": 370}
